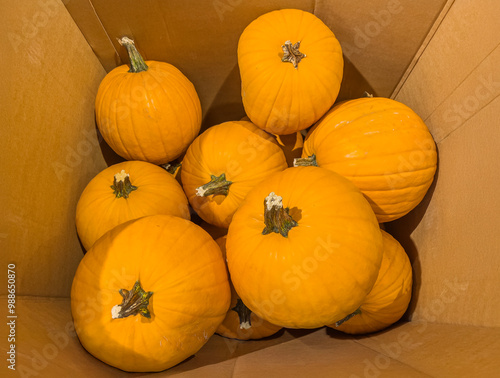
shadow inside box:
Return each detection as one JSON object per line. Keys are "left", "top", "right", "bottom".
{"left": 200, "top": 63, "right": 246, "bottom": 133}
{"left": 325, "top": 319, "right": 411, "bottom": 341}
{"left": 385, "top": 147, "right": 440, "bottom": 322}
{"left": 160, "top": 327, "right": 322, "bottom": 375}
{"left": 94, "top": 123, "right": 126, "bottom": 167}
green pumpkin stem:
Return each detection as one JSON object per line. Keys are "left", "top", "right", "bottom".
{"left": 160, "top": 162, "right": 182, "bottom": 175}
{"left": 281, "top": 40, "right": 306, "bottom": 69}
{"left": 118, "top": 37, "right": 149, "bottom": 73}
{"left": 262, "top": 192, "right": 298, "bottom": 237}
{"left": 111, "top": 170, "right": 138, "bottom": 199}
{"left": 111, "top": 280, "right": 153, "bottom": 319}
{"left": 293, "top": 154, "right": 317, "bottom": 167}
{"left": 334, "top": 308, "right": 362, "bottom": 327}
{"left": 232, "top": 298, "right": 252, "bottom": 330}
{"left": 196, "top": 173, "right": 232, "bottom": 197}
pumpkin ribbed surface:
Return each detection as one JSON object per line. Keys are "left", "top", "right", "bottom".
{"left": 71, "top": 215, "right": 230, "bottom": 372}
{"left": 238, "top": 9, "right": 343, "bottom": 135}
{"left": 215, "top": 236, "right": 282, "bottom": 340}
{"left": 95, "top": 60, "right": 201, "bottom": 164}
{"left": 331, "top": 230, "right": 412, "bottom": 334}
{"left": 302, "top": 97, "right": 437, "bottom": 222}
{"left": 181, "top": 121, "right": 288, "bottom": 228}
{"left": 76, "top": 160, "right": 190, "bottom": 251}
{"left": 226, "top": 166, "right": 383, "bottom": 329}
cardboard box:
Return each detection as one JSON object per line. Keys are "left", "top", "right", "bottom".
{"left": 2, "top": 0, "right": 499, "bottom": 376}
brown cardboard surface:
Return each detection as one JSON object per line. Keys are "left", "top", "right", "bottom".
{"left": 1, "top": 0, "right": 108, "bottom": 297}
{"left": 64, "top": 0, "right": 317, "bottom": 133}
{"left": 63, "top": 0, "right": 121, "bottom": 72}
{"left": 389, "top": 97, "right": 500, "bottom": 327}
{"left": 61, "top": 0, "right": 437, "bottom": 131}
{"left": 3, "top": 0, "right": 500, "bottom": 374}
{"left": 388, "top": 0, "right": 500, "bottom": 327}
{"left": 64, "top": 1, "right": 449, "bottom": 100}
{"left": 393, "top": 0, "right": 500, "bottom": 132}
{"left": 2, "top": 297, "right": 499, "bottom": 377}
{"left": 316, "top": 0, "right": 449, "bottom": 97}
{"left": 352, "top": 321, "right": 500, "bottom": 378}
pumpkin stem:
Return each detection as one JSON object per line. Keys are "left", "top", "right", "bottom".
{"left": 196, "top": 173, "right": 232, "bottom": 197}
{"left": 281, "top": 40, "right": 306, "bottom": 69}
{"left": 232, "top": 298, "right": 252, "bottom": 330}
{"left": 262, "top": 192, "right": 298, "bottom": 237}
{"left": 111, "top": 170, "right": 138, "bottom": 199}
{"left": 111, "top": 280, "right": 154, "bottom": 319}
{"left": 293, "top": 154, "right": 318, "bottom": 167}
{"left": 334, "top": 308, "right": 362, "bottom": 327}
{"left": 161, "top": 162, "right": 182, "bottom": 176}
{"left": 118, "top": 37, "right": 149, "bottom": 73}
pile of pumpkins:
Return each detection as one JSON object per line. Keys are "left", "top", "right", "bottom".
{"left": 71, "top": 9, "right": 437, "bottom": 373}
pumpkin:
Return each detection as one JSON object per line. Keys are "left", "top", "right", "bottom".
{"left": 160, "top": 160, "right": 183, "bottom": 186}
{"left": 215, "top": 236, "right": 282, "bottom": 340}
{"left": 329, "top": 230, "right": 412, "bottom": 334}
{"left": 237, "top": 9, "right": 343, "bottom": 135}
{"left": 71, "top": 215, "right": 231, "bottom": 372}
{"left": 240, "top": 115, "right": 304, "bottom": 167}
{"left": 226, "top": 166, "right": 383, "bottom": 328}
{"left": 76, "top": 160, "right": 190, "bottom": 251}
{"left": 297, "top": 97, "right": 437, "bottom": 222}
{"left": 180, "top": 120, "right": 288, "bottom": 228}
{"left": 95, "top": 37, "right": 201, "bottom": 165}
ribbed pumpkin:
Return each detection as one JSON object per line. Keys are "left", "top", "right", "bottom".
{"left": 76, "top": 160, "right": 190, "bottom": 251}
{"left": 95, "top": 37, "right": 201, "bottom": 164}
{"left": 329, "top": 230, "right": 412, "bottom": 334}
{"left": 181, "top": 120, "right": 288, "bottom": 228}
{"left": 297, "top": 97, "right": 437, "bottom": 222}
{"left": 238, "top": 9, "right": 343, "bottom": 135}
{"left": 226, "top": 166, "right": 383, "bottom": 328}
{"left": 240, "top": 115, "right": 303, "bottom": 167}
{"left": 215, "top": 236, "right": 282, "bottom": 340}
{"left": 71, "top": 215, "right": 230, "bottom": 372}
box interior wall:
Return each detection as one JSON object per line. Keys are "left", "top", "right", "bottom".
{"left": 2, "top": 0, "right": 499, "bottom": 376}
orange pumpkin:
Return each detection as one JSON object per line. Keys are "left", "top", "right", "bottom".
{"left": 226, "top": 166, "right": 383, "bottom": 328}
{"left": 181, "top": 120, "right": 288, "bottom": 228}
{"left": 71, "top": 215, "right": 231, "bottom": 372}
{"left": 298, "top": 97, "right": 437, "bottom": 222}
{"left": 215, "top": 236, "right": 282, "bottom": 340}
{"left": 95, "top": 37, "right": 201, "bottom": 164}
{"left": 238, "top": 9, "right": 343, "bottom": 135}
{"left": 240, "top": 115, "right": 303, "bottom": 167}
{"left": 329, "top": 230, "right": 412, "bottom": 334}
{"left": 76, "top": 160, "right": 190, "bottom": 251}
